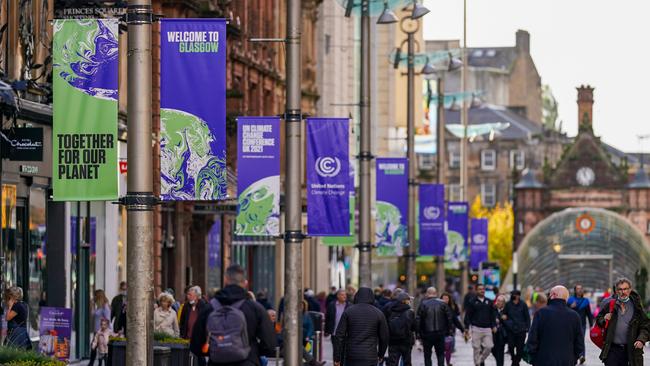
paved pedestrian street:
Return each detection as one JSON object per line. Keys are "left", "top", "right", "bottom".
{"left": 321, "top": 332, "right": 650, "bottom": 366}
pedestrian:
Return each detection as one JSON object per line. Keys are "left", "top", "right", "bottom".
{"left": 503, "top": 290, "right": 530, "bottom": 366}
{"left": 91, "top": 318, "right": 113, "bottom": 366}
{"left": 317, "top": 291, "right": 328, "bottom": 313}
{"left": 440, "top": 292, "right": 465, "bottom": 366}
{"left": 596, "top": 277, "right": 650, "bottom": 366}
{"left": 180, "top": 286, "right": 210, "bottom": 365}
{"left": 492, "top": 295, "right": 508, "bottom": 366}
{"left": 568, "top": 284, "right": 594, "bottom": 336}
{"left": 326, "top": 286, "right": 338, "bottom": 306}
{"left": 345, "top": 284, "right": 357, "bottom": 302}
{"left": 190, "top": 264, "right": 276, "bottom": 366}
{"left": 154, "top": 292, "right": 180, "bottom": 337}
{"left": 464, "top": 284, "right": 496, "bottom": 366}
{"left": 111, "top": 281, "right": 127, "bottom": 326}
{"left": 4, "top": 286, "right": 30, "bottom": 349}
{"left": 525, "top": 285, "right": 585, "bottom": 365}
{"left": 417, "top": 287, "right": 453, "bottom": 366}
{"left": 382, "top": 288, "right": 404, "bottom": 319}
{"left": 89, "top": 289, "right": 112, "bottom": 366}
{"left": 164, "top": 288, "right": 181, "bottom": 313}
{"left": 463, "top": 285, "right": 476, "bottom": 312}
{"left": 377, "top": 289, "right": 393, "bottom": 308}
{"left": 333, "top": 287, "right": 389, "bottom": 366}
{"left": 533, "top": 292, "right": 547, "bottom": 315}
{"left": 256, "top": 290, "right": 274, "bottom": 310}
{"left": 304, "top": 289, "right": 321, "bottom": 312}
{"left": 325, "top": 289, "right": 350, "bottom": 337}
{"left": 386, "top": 292, "right": 416, "bottom": 366}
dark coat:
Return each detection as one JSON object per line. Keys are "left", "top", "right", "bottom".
{"left": 596, "top": 291, "right": 650, "bottom": 366}
{"left": 189, "top": 285, "right": 277, "bottom": 366}
{"left": 525, "top": 298, "right": 585, "bottom": 366}
{"left": 333, "top": 287, "right": 389, "bottom": 365}
{"left": 504, "top": 299, "right": 530, "bottom": 335}
{"left": 387, "top": 302, "right": 416, "bottom": 346}
{"left": 179, "top": 298, "right": 210, "bottom": 339}
{"left": 325, "top": 300, "right": 350, "bottom": 335}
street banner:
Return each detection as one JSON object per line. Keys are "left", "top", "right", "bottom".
{"left": 236, "top": 117, "right": 280, "bottom": 235}
{"left": 306, "top": 118, "right": 350, "bottom": 236}
{"left": 445, "top": 202, "right": 468, "bottom": 269}
{"left": 376, "top": 158, "right": 408, "bottom": 256}
{"left": 470, "top": 218, "right": 489, "bottom": 270}
{"left": 52, "top": 19, "right": 118, "bottom": 201}
{"left": 322, "top": 159, "right": 356, "bottom": 246}
{"left": 208, "top": 218, "right": 221, "bottom": 269}
{"left": 70, "top": 217, "right": 96, "bottom": 255}
{"left": 38, "top": 307, "right": 72, "bottom": 362}
{"left": 419, "top": 184, "right": 446, "bottom": 256}
{"left": 160, "top": 19, "right": 227, "bottom": 200}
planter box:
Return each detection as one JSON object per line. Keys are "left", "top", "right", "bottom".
{"left": 108, "top": 341, "right": 126, "bottom": 366}
{"left": 108, "top": 341, "right": 190, "bottom": 366}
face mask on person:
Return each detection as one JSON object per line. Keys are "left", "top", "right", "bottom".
{"left": 619, "top": 296, "right": 630, "bottom": 303}
{"left": 189, "top": 300, "right": 196, "bottom": 305}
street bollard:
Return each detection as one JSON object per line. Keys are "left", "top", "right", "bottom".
{"left": 275, "top": 346, "right": 281, "bottom": 366}
{"left": 314, "top": 330, "right": 321, "bottom": 362}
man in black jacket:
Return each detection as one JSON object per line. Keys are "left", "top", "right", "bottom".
{"left": 386, "top": 292, "right": 416, "bottom": 366}
{"left": 416, "top": 287, "right": 453, "bottom": 366}
{"left": 595, "top": 278, "right": 649, "bottom": 366}
{"left": 333, "top": 287, "right": 389, "bottom": 366}
{"left": 503, "top": 290, "right": 530, "bottom": 366}
{"left": 464, "top": 284, "right": 496, "bottom": 366}
{"left": 190, "top": 265, "right": 276, "bottom": 366}
{"left": 525, "top": 286, "right": 584, "bottom": 366}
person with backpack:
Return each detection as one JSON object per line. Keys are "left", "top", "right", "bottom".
{"left": 333, "top": 287, "right": 389, "bottom": 366}
{"left": 595, "top": 278, "right": 649, "bottom": 366}
{"left": 416, "top": 287, "right": 453, "bottom": 366}
{"left": 386, "top": 292, "right": 416, "bottom": 366}
{"left": 190, "top": 264, "right": 276, "bottom": 366}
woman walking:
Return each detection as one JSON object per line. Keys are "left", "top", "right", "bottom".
{"left": 89, "top": 289, "right": 111, "bottom": 366}
{"left": 154, "top": 292, "right": 179, "bottom": 337}
{"left": 4, "top": 286, "right": 30, "bottom": 349}
{"left": 441, "top": 292, "right": 465, "bottom": 366}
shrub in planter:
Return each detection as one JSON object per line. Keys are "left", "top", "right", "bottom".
{"left": 0, "top": 346, "right": 65, "bottom": 366}
{"left": 109, "top": 334, "right": 190, "bottom": 366}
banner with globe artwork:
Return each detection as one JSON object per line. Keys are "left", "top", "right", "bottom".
{"left": 52, "top": 19, "right": 118, "bottom": 201}
{"left": 160, "top": 19, "right": 227, "bottom": 200}
{"left": 376, "top": 158, "right": 408, "bottom": 256}
{"left": 419, "top": 184, "right": 446, "bottom": 256}
{"left": 470, "top": 218, "right": 488, "bottom": 270}
{"left": 306, "top": 118, "right": 350, "bottom": 236}
{"left": 446, "top": 202, "right": 468, "bottom": 269}
{"left": 236, "top": 117, "right": 280, "bottom": 236}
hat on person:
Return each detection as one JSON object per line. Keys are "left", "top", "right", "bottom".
{"left": 396, "top": 292, "right": 410, "bottom": 302}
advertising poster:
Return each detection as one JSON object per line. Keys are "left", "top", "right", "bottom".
{"left": 235, "top": 117, "right": 280, "bottom": 235}
{"left": 470, "top": 218, "right": 489, "bottom": 270}
{"left": 306, "top": 118, "right": 350, "bottom": 236}
{"left": 375, "top": 158, "right": 408, "bottom": 256}
{"left": 160, "top": 19, "right": 227, "bottom": 200}
{"left": 419, "top": 184, "right": 446, "bottom": 256}
{"left": 445, "top": 202, "right": 468, "bottom": 269}
{"left": 39, "top": 307, "right": 72, "bottom": 362}
{"left": 52, "top": 19, "right": 118, "bottom": 201}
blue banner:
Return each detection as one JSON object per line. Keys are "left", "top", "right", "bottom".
{"left": 446, "top": 202, "right": 468, "bottom": 269}
{"left": 307, "top": 118, "right": 350, "bottom": 236}
{"left": 208, "top": 218, "right": 221, "bottom": 268}
{"left": 160, "top": 19, "right": 227, "bottom": 200}
{"left": 236, "top": 117, "right": 280, "bottom": 235}
{"left": 376, "top": 158, "right": 408, "bottom": 256}
{"left": 419, "top": 184, "right": 446, "bottom": 256}
{"left": 470, "top": 218, "right": 488, "bottom": 270}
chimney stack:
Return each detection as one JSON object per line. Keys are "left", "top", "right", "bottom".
{"left": 516, "top": 30, "right": 530, "bottom": 54}
{"left": 577, "top": 85, "right": 594, "bottom": 133}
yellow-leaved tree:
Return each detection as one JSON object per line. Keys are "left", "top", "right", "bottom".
{"left": 469, "top": 196, "right": 514, "bottom": 275}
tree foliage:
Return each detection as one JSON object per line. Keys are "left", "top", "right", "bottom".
{"left": 470, "top": 196, "right": 514, "bottom": 275}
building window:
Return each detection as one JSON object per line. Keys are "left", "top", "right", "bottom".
{"left": 481, "top": 183, "right": 497, "bottom": 207}
{"left": 449, "top": 151, "right": 461, "bottom": 169}
{"left": 481, "top": 150, "right": 496, "bottom": 171}
{"left": 418, "top": 154, "right": 435, "bottom": 170}
{"left": 448, "top": 184, "right": 461, "bottom": 202}
{"left": 510, "top": 150, "right": 525, "bottom": 170}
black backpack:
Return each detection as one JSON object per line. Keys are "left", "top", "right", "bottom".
{"left": 388, "top": 310, "right": 411, "bottom": 341}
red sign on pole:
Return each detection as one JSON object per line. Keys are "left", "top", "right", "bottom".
{"left": 119, "top": 160, "right": 127, "bottom": 174}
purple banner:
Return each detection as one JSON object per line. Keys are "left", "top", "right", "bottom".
{"left": 160, "top": 19, "right": 227, "bottom": 200}
{"left": 376, "top": 158, "right": 408, "bottom": 256}
{"left": 446, "top": 202, "right": 468, "bottom": 268}
{"left": 39, "top": 307, "right": 72, "bottom": 362}
{"left": 307, "top": 118, "right": 350, "bottom": 235}
{"left": 70, "top": 217, "right": 96, "bottom": 255}
{"left": 470, "top": 218, "right": 489, "bottom": 270}
{"left": 419, "top": 184, "right": 446, "bottom": 256}
{"left": 236, "top": 117, "right": 280, "bottom": 235}
{"left": 208, "top": 218, "right": 221, "bottom": 268}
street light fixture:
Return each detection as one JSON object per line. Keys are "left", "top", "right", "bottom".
{"left": 420, "top": 56, "right": 437, "bottom": 75}
{"left": 448, "top": 52, "right": 463, "bottom": 72}
{"left": 377, "top": 1, "right": 399, "bottom": 24}
{"left": 410, "top": 0, "right": 430, "bottom": 20}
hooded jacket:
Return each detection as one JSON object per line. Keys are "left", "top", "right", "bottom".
{"left": 388, "top": 302, "right": 416, "bottom": 345}
{"left": 333, "top": 287, "right": 389, "bottom": 365}
{"left": 189, "top": 285, "right": 277, "bottom": 366}
{"left": 596, "top": 290, "right": 650, "bottom": 366}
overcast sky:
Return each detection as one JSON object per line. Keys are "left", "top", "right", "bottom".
{"left": 422, "top": 0, "right": 650, "bottom": 153}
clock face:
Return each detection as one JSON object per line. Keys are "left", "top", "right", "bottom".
{"left": 576, "top": 167, "right": 595, "bottom": 186}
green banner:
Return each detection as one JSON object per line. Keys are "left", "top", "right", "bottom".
{"left": 53, "top": 19, "right": 118, "bottom": 201}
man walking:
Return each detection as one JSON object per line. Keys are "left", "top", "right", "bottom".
{"left": 596, "top": 278, "right": 649, "bottom": 366}
{"left": 326, "top": 289, "right": 349, "bottom": 337}
{"left": 416, "top": 287, "right": 453, "bottom": 366}
{"left": 503, "top": 290, "right": 530, "bottom": 366}
{"left": 333, "top": 287, "right": 389, "bottom": 366}
{"left": 492, "top": 295, "right": 508, "bottom": 366}
{"left": 386, "top": 292, "right": 416, "bottom": 366}
{"left": 568, "top": 284, "right": 594, "bottom": 336}
{"left": 464, "top": 284, "right": 496, "bottom": 366}
{"left": 525, "top": 286, "right": 584, "bottom": 365}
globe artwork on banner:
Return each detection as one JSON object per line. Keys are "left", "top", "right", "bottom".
{"left": 445, "top": 230, "right": 466, "bottom": 269}
{"left": 236, "top": 175, "right": 280, "bottom": 235}
{"left": 53, "top": 19, "right": 118, "bottom": 100}
{"left": 160, "top": 109, "right": 227, "bottom": 200}
{"left": 375, "top": 201, "right": 407, "bottom": 256}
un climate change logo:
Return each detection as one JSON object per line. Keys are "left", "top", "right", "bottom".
{"left": 473, "top": 234, "right": 486, "bottom": 244}
{"left": 315, "top": 157, "right": 341, "bottom": 178}
{"left": 423, "top": 206, "right": 440, "bottom": 220}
